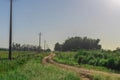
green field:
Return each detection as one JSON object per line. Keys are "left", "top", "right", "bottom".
{"left": 0, "top": 51, "right": 80, "bottom": 80}
{"left": 1, "top": 50, "right": 120, "bottom": 80}
{"left": 54, "top": 50, "right": 120, "bottom": 80}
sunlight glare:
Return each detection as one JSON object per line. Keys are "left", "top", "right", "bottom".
{"left": 110, "top": 0, "right": 120, "bottom": 6}
{"left": 103, "top": 0, "right": 120, "bottom": 11}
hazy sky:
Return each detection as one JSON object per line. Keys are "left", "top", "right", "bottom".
{"left": 1, "top": 0, "right": 120, "bottom": 50}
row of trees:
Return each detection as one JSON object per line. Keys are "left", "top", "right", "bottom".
{"left": 12, "top": 43, "right": 41, "bottom": 51}
{"left": 0, "top": 48, "right": 8, "bottom": 51}
{"left": 54, "top": 37, "right": 101, "bottom": 51}
{"left": 12, "top": 43, "right": 51, "bottom": 52}
{"left": 0, "top": 43, "right": 51, "bottom": 52}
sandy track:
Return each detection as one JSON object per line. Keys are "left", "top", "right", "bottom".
{"left": 42, "top": 53, "right": 120, "bottom": 80}
{"left": 42, "top": 53, "right": 90, "bottom": 80}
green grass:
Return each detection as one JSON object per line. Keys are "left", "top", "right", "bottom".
{"left": 0, "top": 51, "right": 80, "bottom": 80}
{"left": 54, "top": 51, "right": 120, "bottom": 80}
{"left": 91, "top": 74, "right": 120, "bottom": 80}
{"left": 0, "top": 51, "right": 34, "bottom": 59}
{"left": 80, "top": 64, "right": 116, "bottom": 73}
{"left": 54, "top": 51, "right": 119, "bottom": 73}
{"left": 0, "top": 51, "right": 36, "bottom": 73}
{"left": 54, "top": 52, "right": 78, "bottom": 66}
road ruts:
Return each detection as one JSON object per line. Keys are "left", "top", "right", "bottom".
{"left": 42, "top": 53, "right": 91, "bottom": 80}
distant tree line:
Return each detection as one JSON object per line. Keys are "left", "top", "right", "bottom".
{"left": 0, "top": 48, "right": 8, "bottom": 51}
{"left": 54, "top": 37, "right": 101, "bottom": 51}
{"left": 113, "top": 47, "right": 120, "bottom": 52}
{"left": 12, "top": 43, "right": 51, "bottom": 52}
{"left": 12, "top": 43, "right": 41, "bottom": 51}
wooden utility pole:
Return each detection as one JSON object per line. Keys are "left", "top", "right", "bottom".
{"left": 9, "top": 0, "right": 12, "bottom": 60}
{"left": 39, "top": 33, "right": 41, "bottom": 52}
{"left": 44, "top": 40, "right": 46, "bottom": 52}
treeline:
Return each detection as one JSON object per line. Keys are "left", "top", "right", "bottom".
{"left": 54, "top": 37, "right": 101, "bottom": 51}
{"left": 12, "top": 43, "right": 51, "bottom": 52}
{"left": 75, "top": 50, "right": 120, "bottom": 71}
{"left": 0, "top": 48, "right": 8, "bottom": 51}
{"left": 12, "top": 43, "right": 41, "bottom": 51}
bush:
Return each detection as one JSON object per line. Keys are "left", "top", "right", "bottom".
{"left": 74, "top": 50, "right": 120, "bottom": 71}
{"left": 78, "top": 56, "right": 86, "bottom": 64}
{"left": 99, "top": 59, "right": 107, "bottom": 66}
{"left": 106, "top": 58, "right": 117, "bottom": 69}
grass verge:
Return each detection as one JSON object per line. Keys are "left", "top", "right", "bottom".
{"left": 54, "top": 51, "right": 120, "bottom": 80}
{"left": 0, "top": 51, "right": 80, "bottom": 80}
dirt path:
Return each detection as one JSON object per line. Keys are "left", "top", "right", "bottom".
{"left": 42, "top": 53, "right": 120, "bottom": 80}
{"left": 42, "top": 53, "right": 91, "bottom": 80}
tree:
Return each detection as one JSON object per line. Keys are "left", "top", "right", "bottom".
{"left": 12, "top": 43, "right": 41, "bottom": 51}
{"left": 45, "top": 49, "right": 51, "bottom": 52}
{"left": 54, "top": 36, "right": 102, "bottom": 51}
{"left": 113, "top": 47, "right": 120, "bottom": 52}
{"left": 54, "top": 43, "right": 62, "bottom": 51}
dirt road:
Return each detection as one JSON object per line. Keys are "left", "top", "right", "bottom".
{"left": 42, "top": 53, "right": 120, "bottom": 80}
{"left": 42, "top": 53, "right": 91, "bottom": 80}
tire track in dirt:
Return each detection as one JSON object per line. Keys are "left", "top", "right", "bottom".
{"left": 42, "top": 53, "right": 91, "bottom": 80}
{"left": 42, "top": 53, "right": 120, "bottom": 80}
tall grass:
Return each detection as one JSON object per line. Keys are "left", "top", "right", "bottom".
{"left": 54, "top": 51, "right": 120, "bottom": 73}
{"left": 54, "top": 51, "right": 120, "bottom": 80}
{"left": 0, "top": 51, "right": 80, "bottom": 80}
{"left": 0, "top": 51, "right": 35, "bottom": 73}
{"left": 0, "top": 51, "right": 34, "bottom": 59}
{"left": 91, "top": 74, "right": 120, "bottom": 80}
{"left": 54, "top": 52, "right": 78, "bottom": 66}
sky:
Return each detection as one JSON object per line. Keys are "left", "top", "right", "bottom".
{"left": 1, "top": 0, "right": 120, "bottom": 50}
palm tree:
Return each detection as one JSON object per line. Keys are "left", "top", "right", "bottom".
{"left": 9, "top": 0, "right": 12, "bottom": 60}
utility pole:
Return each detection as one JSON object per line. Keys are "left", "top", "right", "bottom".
{"left": 9, "top": 0, "right": 12, "bottom": 60}
{"left": 39, "top": 32, "right": 41, "bottom": 52}
{"left": 44, "top": 40, "right": 46, "bottom": 52}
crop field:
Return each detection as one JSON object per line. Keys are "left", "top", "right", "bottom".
{"left": 1, "top": 0, "right": 120, "bottom": 80}
{"left": 54, "top": 50, "right": 120, "bottom": 80}
{"left": 0, "top": 51, "right": 80, "bottom": 80}
{"left": 0, "top": 51, "right": 34, "bottom": 59}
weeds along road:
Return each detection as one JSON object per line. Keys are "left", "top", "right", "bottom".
{"left": 42, "top": 53, "right": 90, "bottom": 80}
{"left": 42, "top": 53, "right": 120, "bottom": 80}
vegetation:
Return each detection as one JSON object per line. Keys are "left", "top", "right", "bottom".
{"left": 1, "top": 36, "right": 120, "bottom": 80}
{"left": 91, "top": 73, "right": 120, "bottom": 80}
{"left": 12, "top": 43, "right": 41, "bottom": 51}
{"left": 54, "top": 36, "right": 101, "bottom": 51}
{"left": 0, "top": 51, "right": 34, "bottom": 59}
{"left": 75, "top": 50, "right": 120, "bottom": 71}
{"left": 54, "top": 52, "right": 78, "bottom": 66}
{"left": 12, "top": 43, "right": 51, "bottom": 52}
{"left": 54, "top": 36, "right": 120, "bottom": 71}
{"left": 0, "top": 51, "right": 80, "bottom": 80}
{"left": 54, "top": 51, "right": 120, "bottom": 80}
{"left": 54, "top": 50, "right": 120, "bottom": 72}
{"left": 0, "top": 51, "right": 37, "bottom": 73}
